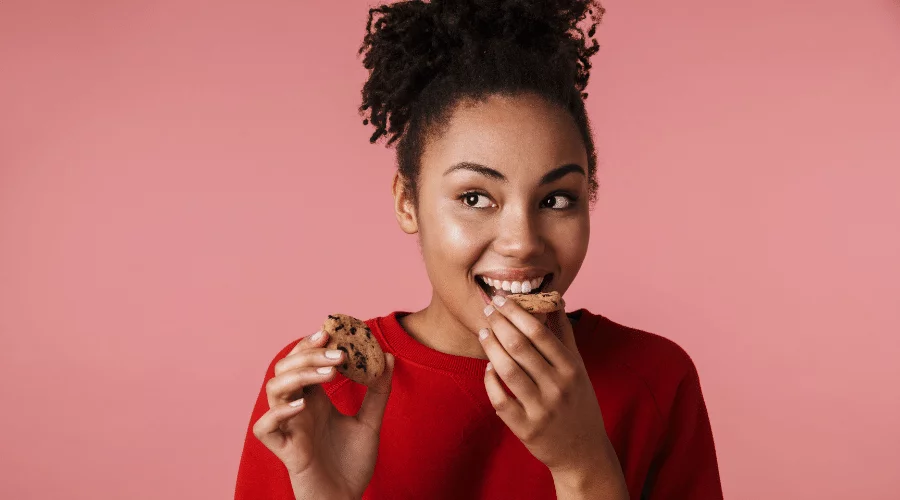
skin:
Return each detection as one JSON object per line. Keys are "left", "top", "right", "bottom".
{"left": 253, "top": 92, "right": 628, "bottom": 499}
{"left": 395, "top": 92, "right": 592, "bottom": 358}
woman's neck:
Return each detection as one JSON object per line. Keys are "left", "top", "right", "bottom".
{"left": 398, "top": 295, "right": 488, "bottom": 360}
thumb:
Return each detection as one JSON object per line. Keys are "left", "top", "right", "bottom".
{"left": 356, "top": 352, "right": 395, "bottom": 429}
{"left": 547, "top": 308, "right": 578, "bottom": 355}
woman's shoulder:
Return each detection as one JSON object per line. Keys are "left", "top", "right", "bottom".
{"left": 574, "top": 310, "right": 710, "bottom": 424}
{"left": 574, "top": 309, "right": 700, "bottom": 382}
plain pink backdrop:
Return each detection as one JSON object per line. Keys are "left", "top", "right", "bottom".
{"left": 2, "top": 1, "right": 899, "bottom": 498}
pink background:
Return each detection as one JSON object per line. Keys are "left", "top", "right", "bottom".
{"left": 2, "top": 1, "right": 899, "bottom": 498}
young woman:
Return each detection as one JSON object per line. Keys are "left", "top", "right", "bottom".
{"left": 235, "top": 1, "right": 722, "bottom": 498}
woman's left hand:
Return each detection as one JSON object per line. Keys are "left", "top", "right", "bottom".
{"left": 480, "top": 295, "right": 626, "bottom": 493}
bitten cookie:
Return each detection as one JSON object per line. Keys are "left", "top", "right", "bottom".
{"left": 507, "top": 291, "right": 564, "bottom": 314}
{"left": 320, "top": 314, "right": 386, "bottom": 386}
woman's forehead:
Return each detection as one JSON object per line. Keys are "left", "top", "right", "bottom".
{"left": 421, "top": 94, "right": 587, "bottom": 175}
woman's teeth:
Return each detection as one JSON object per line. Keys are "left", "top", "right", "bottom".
{"left": 480, "top": 276, "right": 544, "bottom": 294}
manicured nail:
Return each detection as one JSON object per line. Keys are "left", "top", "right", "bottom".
{"left": 289, "top": 398, "right": 305, "bottom": 408}
{"left": 325, "top": 350, "right": 343, "bottom": 359}
{"left": 486, "top": 362, "right": 493, "bottom": 372}
{"left": 310, "top": 331, "right": 323, "bottom": 342}
{"left": 492, "top": 295, "right": 506, "bottom": 307}
{"left": 483, "top": 305, "right": 494, "bottom": 316}
{"left": 316, "top": 366, "right": 333, "bottom": 374}
{"left": 479, "top": 328, "right": 489, "bottom": 341}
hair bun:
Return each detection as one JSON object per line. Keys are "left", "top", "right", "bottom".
{"left": 432, "top": 0, "right": 603, "bottom": 55}
{"left": 359, "top": 0, "right": 604, "bottom": 145}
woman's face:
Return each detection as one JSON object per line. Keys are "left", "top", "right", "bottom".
{"left": 397, "top": 92, "right": 591, "bottom": 336}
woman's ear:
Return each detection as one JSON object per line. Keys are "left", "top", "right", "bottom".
{"left": 392, "top": 171, "right": 419, "bottom": 234}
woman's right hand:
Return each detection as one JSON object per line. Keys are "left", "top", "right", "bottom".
{"left": 252, "top": 329, "right": 396, "bottom": 500}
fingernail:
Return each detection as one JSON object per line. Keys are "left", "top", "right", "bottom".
{"left": 316, "top": 366, "right": 333, "bottom": 374}
{"left": 483, "top": 304, "right": 494, "bottom": 316}
{"left": 478, "top": 328, "right": 489, "bottom": 341}
{"left": 325, "top": 350, "right": 342, "bottom": 359}
{"left": 311, "top": 331, "right": 323, "bottom": 342}
{"left": 486, "top": 362, "right": 493, "bottom": 372}
{"left": 289, "top": 398, "right": 305, "bottom": 408}
{"left": 492, "top": 295, "right": 506, "bottom": 307}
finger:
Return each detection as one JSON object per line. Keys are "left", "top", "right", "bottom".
{"left": 489, "top": 296, "right": 573, "bottom": 370}
{"left": 252, "top": 399, "right": 306, "bottom": 449}
{"left": 484, "top": 361, "right": 525, "bottom": 424}
{"left": 356, "top": 353, "right": 395, "bottom": 431}
{"left": 274, "top": 346, "right": 346, "bottom": 377}
{"left": 483, "top": 301, "right": 554, "bottom": 391}
{"left": 285, "top": 329, "right": 328, "bottom": 359}
{"left": 265, "top": 365, "right": 340, "bottom": 409}
{"left": 546, "top": 309, "right": 579, "bottom": 355}
{"left": 477, "top": 325, "right": 539, "bottom": 407}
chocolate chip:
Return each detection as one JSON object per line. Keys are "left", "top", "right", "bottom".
{"left": 335, "top": 324, "right": 344, "bottom": 331}
{"left": 350, "top": 327, "right": 356, "bottom": 335}
{"left": 366, "top": 331, "right": 371, "bottom": 339}
{"left": 328, "top": 315, "right": 338, "bottom": 320}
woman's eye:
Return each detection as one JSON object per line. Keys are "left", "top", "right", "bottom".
{"left": 541, "top": 194, "right": 574, "bottom": 209}
{"left": 461, "top": 193, "right": 494, "bottom": 208}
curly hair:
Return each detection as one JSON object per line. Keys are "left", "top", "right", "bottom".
{"left": 358, "top": 0, "right": 605, "bottom": 204}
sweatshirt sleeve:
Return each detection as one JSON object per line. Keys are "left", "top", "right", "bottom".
{"left": 234, "top": 340, "right": 302, "bottom": 500}
{"left": 643, "top": 361, "right": 724, "bottom": 499}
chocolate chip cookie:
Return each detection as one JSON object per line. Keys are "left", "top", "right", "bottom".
{"left": 507, "top": 291, "right": 564, "bottom": 313}
{"left": 321, "top": 314, "right": 386, "bottom": 386}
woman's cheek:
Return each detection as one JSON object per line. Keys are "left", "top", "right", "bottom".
{"left": 439, "top": 214, "right": 486, "bottom": 257}
{"left": 558, "top": 216, "right": 590, "bottom": 285}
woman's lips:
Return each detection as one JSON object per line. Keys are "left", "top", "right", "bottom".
{"left": 477, "top": 283, "right": 494, "bottom": 305}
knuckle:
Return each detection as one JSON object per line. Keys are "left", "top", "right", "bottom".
{"left": 535, "top": 412, "right": 550, "bottom": 430}
{"left": 520, "top": 426, "right": 539, "bottom": 442}
{"left": 560, "top": 367, "right": 579, "bottom": 387}
{"left": 492, "top": 395, "right": 511, "bottom": 412}
{"left": 496, "top": 365, "right": 516, "bottom": 382}
{"left": 545, "top": 385, "right": 564, "bottom": 406}
{"left": 522, "top": 324, "right": 543, "bottom": 340}
{"left": 252, "top": 417, "right": 266, "bottom": 438}
{"left": 560, "top": 383, "right": 574, "bottom": 401}
{"left": 506, "top": 338, "right": 528, "bottom": 355}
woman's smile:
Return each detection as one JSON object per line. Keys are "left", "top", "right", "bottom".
{"left": 473, "top": 270, "right": 555, "bottom": 305}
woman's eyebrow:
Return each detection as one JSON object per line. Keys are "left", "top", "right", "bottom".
{"left": 444, "top": 162, "right": 507, "bottom": 181}
{"left": 443, "top": 162, "right": 585, "bottom": 185}
{"left": 540, "top": 164, "right": 585, "bottom": 185}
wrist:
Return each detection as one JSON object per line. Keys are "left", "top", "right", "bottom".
{"left": 550, "top": 447, "right": 629, "bottom": 500}
{"left": 551, "top": 468, "right": 629, "bottom": 500}
{"left": 552, "top": 469, "right": 626, "bottom": 499}
{"left": 289, "top": 472, "right": 357, "bottom": 500}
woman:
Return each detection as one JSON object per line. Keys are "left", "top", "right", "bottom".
{"left": 236, "top": 1, "right": 723, "bottom": 498}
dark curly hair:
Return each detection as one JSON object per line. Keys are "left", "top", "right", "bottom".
{"left": 359, "top": 0, "right": 605, "bottom": 205}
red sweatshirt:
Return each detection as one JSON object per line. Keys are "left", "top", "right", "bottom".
{"left": 235, "top": 310, "right": 723, "bottom": 499}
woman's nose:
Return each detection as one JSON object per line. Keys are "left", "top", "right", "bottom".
{"left": 492, "top": 209, "right": 545, "bottom": 259}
